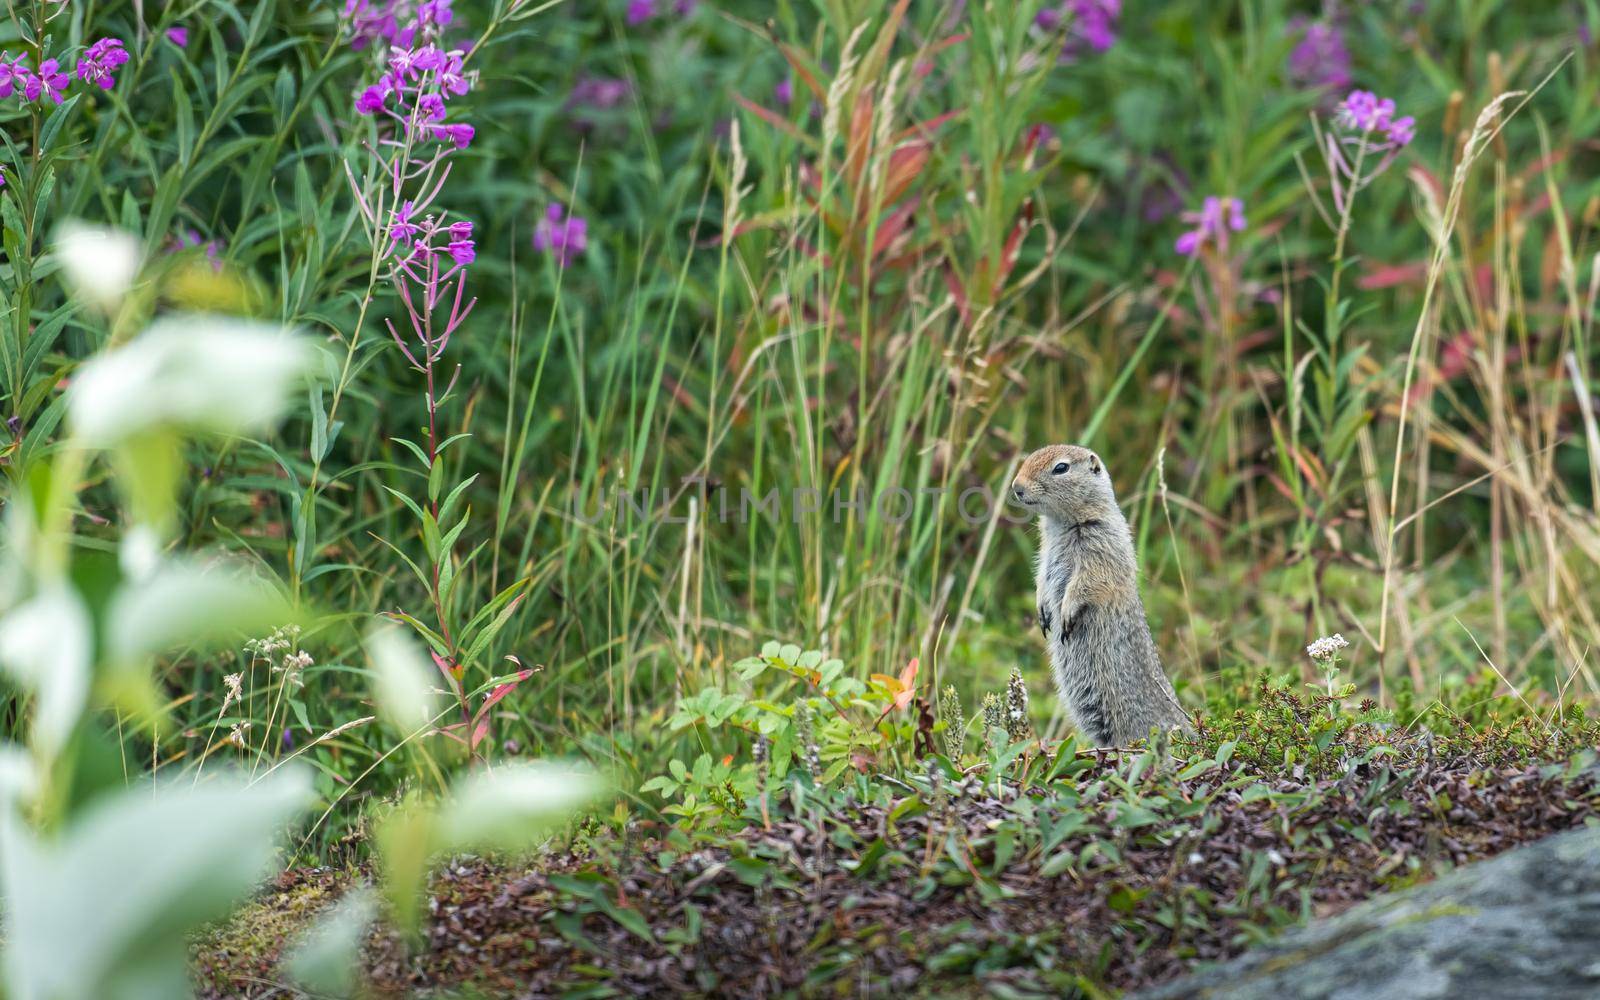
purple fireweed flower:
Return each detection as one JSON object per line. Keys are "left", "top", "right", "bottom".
{"left": 282, "top": 727, "right": 295, "bottom": 751}
{"left": 532, "top": 203, "right": 588, "bottom": 265}
{"left": 76, "top": 38, "right": 130, "bottom": 90}
{"left": 439, "top": 53, "right": 471, "bottom": 97}
{"left": 419, "top": 0, "right": 453, "bottom": 26}
{"left": 415, "top": 92, "right": 446, "bottom": 121}
{"left": 172, "top": 228, "right": 225, "bottom": 271}
{"left": 1337, "top": 89, "right": 1415, "bottom": 149}
{"left": 432, "top": 122, "right": 474, "bottom": 149}
{"left": 569, "top": 75, "right": 630, "bottom": 109}
{"left": 344, "top": 0, "right": 415, "bottom": 51}
{"left": 1174, "top": 196, "right": 1246, "bottom": 257}
{"left": 411, "top": 44, "right": 448, "bottom": 74}
{"left": 775, "top": 75, "right": 794, "bottom": 105}
{"left": 1073, "top": 0, "right": 1120, "bottom": 51}
{"left": 0, "top": 56, "right": 27, "bottom": 99}
{"left": 388, "top": 44, "right": 424, "bottom": 79}
{"left": 26, "top": 59, "right": 70, "bottom": 104}
{"left": 166, "top": 26, "right": 190, "bottom": 47}
{"left": 1319, "top": 89, "right": 1415, "bottom": 214}
{"left": 1287, "top": 18, "right": 1351, "bottom": 92}
{"left": 356, "top": 83, "right": 390, "bottom": 114}
{"left": 447, "top": 237, "right": 475, "bottom": 264}
{"left": 627, "top": 0, "right": 657, "bottom": 24}
{"left": 1040, "top": 0, "right": 1121, "bottom": 60}
{"left": 388, "top": 201, "right": 421, "bottom": 247}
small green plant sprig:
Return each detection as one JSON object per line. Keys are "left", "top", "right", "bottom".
{"left": 643, "top": 640, "right": 924, "bottom": 829}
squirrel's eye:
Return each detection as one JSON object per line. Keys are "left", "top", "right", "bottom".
{"left": 1051, "top": 462, "right": 1070, "bottom": 475}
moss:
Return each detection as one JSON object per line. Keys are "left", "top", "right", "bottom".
{"left": 191, "top": 871, "right": 355, "bottom": 996}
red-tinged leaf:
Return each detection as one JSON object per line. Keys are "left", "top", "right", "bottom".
{"left": 660, "top": 373, "right": 697, "bottom": 410}
{"left": 430, "top": 726, "right": 470, "bottom": 748}
{"left": 871, "top": 197, "right": 919, "bottom": 259}
{"left": 912, "top": 35, "right": 968, "bottom": 79}
{"left": 475, "top": 668, "right": 536, "bottom": 725}
{"left": 1406, "top": 163, "right": 1446, "bottom": 203}
{"left": 867, "top": 0, "right": 914, "bottom": 74}
{"left": 942, "top": 261, "right": 971, "bottom": 325}
{"left": 1288, "top": 445, "right": 1327, "bottom": 494}
{"left": 778, "top": 43, "right": 826, "bottom": 101}
{"left": 470, "top": 715, "right": 491, "bottom": 751}
{"left": 431, "top": 650, "right": 461, "bottom": 680}
{"left": 430, "top": 651, "right": 464, "bottom": 701}
{"left": 895, "top": 657, "right": 918, "bottom": 711}
{"left": 845, "top": 86, "right": 875, "bottom": 189}
{"left": 1359, "top": 261, "right": 1427, "bottom": 290}
{"left": 927, "top": 32, "right": 969, "bottom": 58}
{"left": 894, "top": 108, "right": 960, "bottom": 144}
{"left": 882, "top": 142, "right": 930, "bottom": 206}
{"left": 733, "top": 93, "right": 809, "bottom": 142}
{"left": 1264, "top": 472, "right": 1310, "bottom": 515}
{"left": 991, "top": 201, "right": 1035, "bottom": 296}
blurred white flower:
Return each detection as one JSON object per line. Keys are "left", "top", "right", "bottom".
{"left": 118, "top": 525, "right": 163, "bottom": 581}
{"left": 0, "top": 586, "right": 90, "bottom": 759}
{"left": 105, "top": 559, "right": 289, "bottom": 670}
{"left": 68, "top": 317, "right": 313, "bottom": 446}
{"left": 367, "top": 625, "right": 437, "bottom": 732}
{"left": 53, "top": 222, "right": 142, "bottom": 314}
{"left": 440, "top": 762, "right": 603, "bottom": 852}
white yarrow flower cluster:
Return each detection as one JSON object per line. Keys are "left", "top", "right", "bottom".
{"left": 1306, "top": 634, "right": 1350, "bottom": 661}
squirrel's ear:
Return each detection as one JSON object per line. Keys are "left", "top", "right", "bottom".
{"left": 1089, "top": 453, "right": 1102, "bottom": 475}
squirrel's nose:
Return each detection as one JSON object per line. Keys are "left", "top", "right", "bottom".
{"left": 1013, "top": 486, "right": 1025, "bottom": 500}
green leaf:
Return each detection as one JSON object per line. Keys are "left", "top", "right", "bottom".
{"left": 0, "top": 770, "right": 311, "bottom": 1000}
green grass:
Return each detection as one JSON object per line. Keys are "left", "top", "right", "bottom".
{"left": 1, "top": 0, "right": 1599, "bottom": 864}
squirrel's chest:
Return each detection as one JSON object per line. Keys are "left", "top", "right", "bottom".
{"left": 1036, "top": 533, "right": 1085, "bottom": 595}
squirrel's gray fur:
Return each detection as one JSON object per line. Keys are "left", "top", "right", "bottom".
{"left": 1011, "top": 444, "right": 1188, "bottom": 746}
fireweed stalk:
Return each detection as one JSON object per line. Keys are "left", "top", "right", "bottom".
{"left": 1170, "top": 192, "right": 1249, "bottom": 517}
{"left": 346, "top": 1, "right": 480, "bottom": 487}
{"left": 1314, "top": 88, "right": 1415, "bottom": 293}
{"left": 299, "top": 0, "right": 536, "bottom": 611}
{"left": 342, "top": 2, "right": 481, "bottom": 712}
{"left": 1289, "top": 89, "right": 1415, "bottom": 664}
{"left": 0, "top": 0, "right": 130, "bottom": 431}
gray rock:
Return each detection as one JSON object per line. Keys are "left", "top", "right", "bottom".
{"left": 1138, "top": 824, "right": 1600, "bottom": 1000}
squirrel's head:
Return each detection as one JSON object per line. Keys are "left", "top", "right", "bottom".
{"left": 1010, "top": 444, "right": 1114, "bottom": 521}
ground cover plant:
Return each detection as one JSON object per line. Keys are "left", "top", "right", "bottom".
{"left": 0, "top": 0, "right": 1599, "bottom": 996}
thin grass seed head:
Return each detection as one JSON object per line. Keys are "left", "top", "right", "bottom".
{"left": 981, "top": 692, "right": 1004, "bottom": 754}
{"left": 871, "top": 58, "right": 905, "bottom": 195}
{"left": 1005, "top": 668, "right": 1035, "bottom": 744}
{"left": 793, "top": 701, "right": 820, "bottom": 780}
{"left": 725, "top": 118, "right": 749, "bottom": 234}
{"left": 939, "top": 684, "right": 965, "bottom": 760}
{"left": 822, "top": 22, "right": 868, "bottom": 156}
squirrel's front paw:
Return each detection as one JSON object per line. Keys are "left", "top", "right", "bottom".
{"left": 1038, "top": 604, "right": 1052, "bottom": 637}
{"left": 1057, "top": 598, "right": 1087, "bottom": 645}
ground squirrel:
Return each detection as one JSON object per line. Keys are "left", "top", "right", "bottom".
{"left": 1011, "top": 444, "right": 1188, "bottom": 746}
